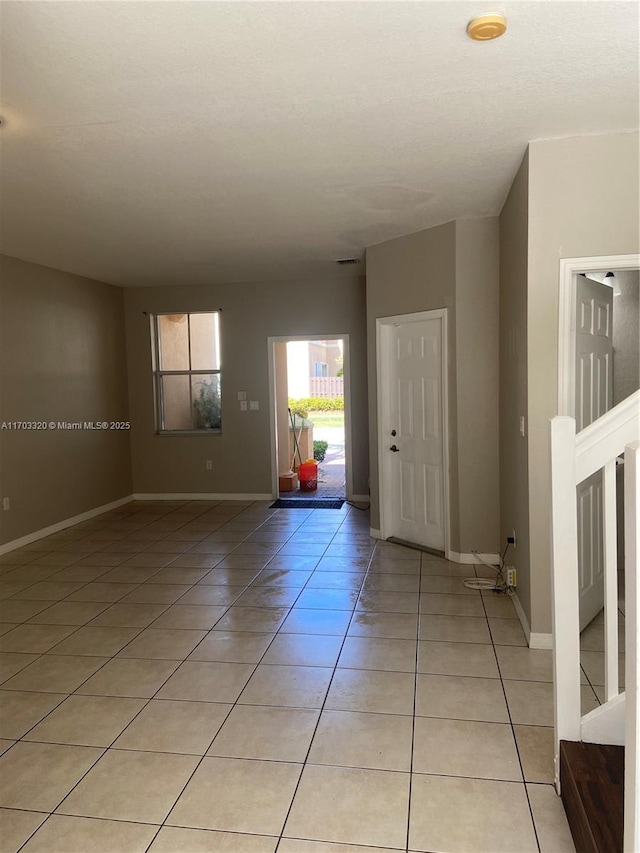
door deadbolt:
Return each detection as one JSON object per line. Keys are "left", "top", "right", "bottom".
{"left": 391, "top": 430, "right": 397, "bottom": 436}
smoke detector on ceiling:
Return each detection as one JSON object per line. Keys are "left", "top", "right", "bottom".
{"left": 335, "top": 258, "right": 361, "bottom": 266}
{"left": 467, "top": 14, "right": 507, "bottom": 41}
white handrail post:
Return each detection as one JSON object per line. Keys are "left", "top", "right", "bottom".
{"left": 551, "top": 416, "right": 582, "bottom": 792}
{"left": 624, "top": 441, "right": 640, "bottom": 853}
{"left": 603, "top": 459, "right": 619, "bottom": 702}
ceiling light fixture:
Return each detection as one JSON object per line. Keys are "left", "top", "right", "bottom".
{"left": 467, "top": 14, "right": 507, "bottom": 41}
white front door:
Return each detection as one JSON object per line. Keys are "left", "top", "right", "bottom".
{"left": 576, "top": 277, "right": 614, "bottom": 630}
{"left": 379, "top": 311, "right": 447, "bottom": 552}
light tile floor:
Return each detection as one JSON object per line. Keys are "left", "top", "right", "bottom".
{"left": 0, "top": 500, "right": 579, "bottom": 852}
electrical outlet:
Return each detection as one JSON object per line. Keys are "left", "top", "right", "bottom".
{"left": 506, "top": 567, "right": 517, "bottom": 588}
{"left": 205, "top": 460, "right": 212, "bottom": 470}
{"left": 2, "top": 497, "right": 9, "bottom": 511}
{"left": 240, "top": 401, "right": 247, "bottom": 411}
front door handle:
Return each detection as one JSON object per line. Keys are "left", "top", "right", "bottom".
{"left": 390, "top": 444, "right": 400, "bottom": 452}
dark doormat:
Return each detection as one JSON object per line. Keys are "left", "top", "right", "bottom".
{"left": 270, "top": 499, "right": 345, "bottom": 509}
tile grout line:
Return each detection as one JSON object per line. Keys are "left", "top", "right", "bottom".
{"left": 139, "top": 506, "right": 318, "bottom": 850}
{"left": 403, "top": 548, "right": 425, "bottom": 853}
{"left": 6, "top": 504, "right": 221, "bottom": 853}
{"left": 4, "top": 503, "right": 309, "bottom": 684}
{"left": 3, "top": 500, "right": 268, "bottom": 852}
{"left": 273, "top": 514, "right": 376, "bottom": 852}
{"left": 9, "top": 500, "right": 261, "bottom": 852}
{"left": 139, "top": 503, "right": 363, "bottom": 851}
{"left": 481, "top": 588, "right": 543, "bottom": 853}
{"left": 1, "top": 501, "right": 416, "bottom": 849}
{"left": 1, "top": 498, "right": 244, "bottom": 634}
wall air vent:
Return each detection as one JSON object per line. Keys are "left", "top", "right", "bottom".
{"left": 335, "top": 258, "right": 361, "bottom": 266}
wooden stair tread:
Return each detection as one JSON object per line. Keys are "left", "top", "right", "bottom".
{"left": 560, "top": 740, "right": 624, "bottom": 853}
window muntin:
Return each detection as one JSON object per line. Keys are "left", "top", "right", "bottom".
{"left": 154, "top": 312, "right": 221, "bottom": 433}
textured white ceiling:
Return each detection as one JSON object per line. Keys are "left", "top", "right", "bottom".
{"left": 1, "top": 1, "right": 638, "bottom": 287}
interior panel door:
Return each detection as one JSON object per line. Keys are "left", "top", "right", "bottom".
{"left": 575, "top": 277, "right": 613, "bottom": 630}
{"left": 387, "top": 316, "right": 445, "bottom": 551}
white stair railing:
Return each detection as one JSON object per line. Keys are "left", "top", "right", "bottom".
{"left": 625, "top": 436, "right": 639, "bottom": 852}
{"left": 550, "top": 390, "right": 640, "bottom": 852}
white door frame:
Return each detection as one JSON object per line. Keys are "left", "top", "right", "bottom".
{"left": 267, "top": 334, "right": 353, "bottom": 500}
{"left": 558, "top": 254, "right": 640, "bottom": 417}
{"left": 376, "top": 308, "right": 450, "bottom": 554}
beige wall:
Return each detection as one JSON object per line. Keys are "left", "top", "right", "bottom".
{"left": 123, "top": 276, "right": 368, "bottom": 496}
{"left": 0, "top": 255, "right": 132, "bottom": 546}
{"left": 366, "top": 222, "right": 458, "bottom": 538}
{"left": 366, "top": 218, "right": 500, "bottom": 554}
{"left": 455, "top": 218, "right": 500, "bottom": 553}
{"left": 526, "top": 131, "right": 640, "bottom": 634}
{"left": 499, "top": 152, "right": 532, "bottom": 624}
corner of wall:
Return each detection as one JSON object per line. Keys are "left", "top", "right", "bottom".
{"left": 454, "top": 217, "right": 500, "bottom": 554}
{"left": 526, "top": 131, "right": 640, "bottom": 637}
{"left": 498, "top": 152, "right": 532, "bottom": 630}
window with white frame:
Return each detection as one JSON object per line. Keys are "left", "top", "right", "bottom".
{"left": 313, "top": 361, "right": 329, "bottom": 377}
{"left": 153, "top": 312, "right": 221, "bottom": 432}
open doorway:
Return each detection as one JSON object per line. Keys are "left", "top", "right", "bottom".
{"left": 268, "top": 335, "right": 352, "bottom": 501}
{"left": 558, "top": 256, "right": 639, "bottom": 714}
{"left": 576, "top": 267, "right": 638, "bottom": 712}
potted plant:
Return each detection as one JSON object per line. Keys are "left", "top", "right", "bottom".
{"left": 193, "top": 379, "right": 221, "bottom": 430}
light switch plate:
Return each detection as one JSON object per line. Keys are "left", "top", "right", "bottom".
{"left": 249, "top": 400, "right": 259, "bottom": 411}
{"left": 237, "top": 390, "right": 247, "bottom": 401}
{"left": 240, "top": 401, "right": 247, "bottom": 411}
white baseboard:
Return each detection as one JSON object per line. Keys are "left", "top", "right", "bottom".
{"left": 369, "top": 528, "right": 382, "bottom": 539}
{"left": 530, "top": 632, "right": 553, "bottom": 650}
{"left": 0, "top": 495, "right": 134, "bottom": 556}
{"left": 367, "top": 542, "right": 500, "bottom": 561}
{"left": 132, "top": 493, "right": 273, "bottom": 502}
{"left": 447, "top": 551, "right": 501, "bottom": 565}
{"left": 348, "top": 495, "right": 370, "bottom": 504}
{"left": 511, "top": 592, "right": 531, "bottom": 643}
{"left": 511, "top": 591, "right": 553, "bottom": 649}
